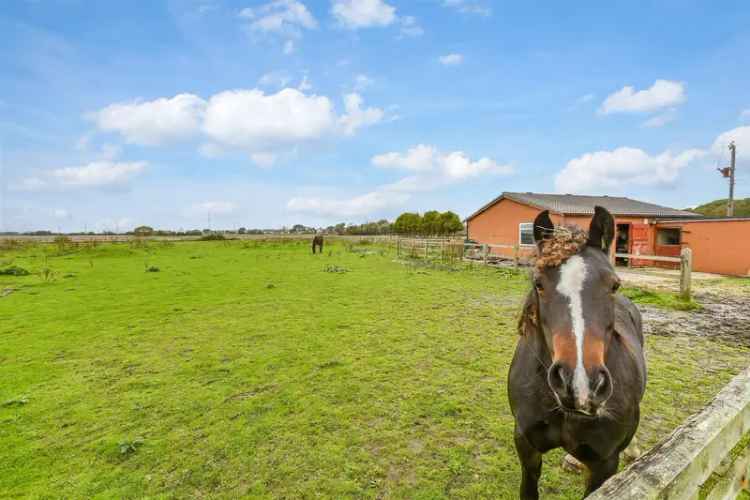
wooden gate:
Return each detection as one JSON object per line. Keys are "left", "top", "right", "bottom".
{"left": 629, "top": 222, "right": 650, "bottom": 267}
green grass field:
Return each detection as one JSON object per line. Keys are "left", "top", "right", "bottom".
{"left": 1, "top": 240, "right": 748, "bottom": 498}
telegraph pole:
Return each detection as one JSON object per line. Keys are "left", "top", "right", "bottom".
{"left": 717, "top": 141, "right": 737, "bottom": 217}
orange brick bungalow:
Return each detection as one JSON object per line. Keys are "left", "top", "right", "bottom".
{"left": 465, "top": 192, "right": 750, "bottom": 277}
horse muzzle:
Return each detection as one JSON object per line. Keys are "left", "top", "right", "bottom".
{"left": 547, "top": 362, "right": 613, "bottom": 415}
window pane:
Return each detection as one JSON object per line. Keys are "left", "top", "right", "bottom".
{"left": 519, "top": 223, "right": 534, "bottom": 245}
{"left": 656, "top": 228, "right": 680, "bottom": 245}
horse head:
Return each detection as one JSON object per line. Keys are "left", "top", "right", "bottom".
{"left": 531, "top": 206, "right": 619, "bottom": 416}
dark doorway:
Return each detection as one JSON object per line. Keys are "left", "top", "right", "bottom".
{"left": 615, "top": 223, "right": 630, "bottom": 266}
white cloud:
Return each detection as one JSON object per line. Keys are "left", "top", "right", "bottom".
{"left": 14, "top": 161, "right": 147, "bottom": 192}
{"left": 398, "top": 16, "right": 423, "bottom": 37}
{"left": 258, "top": 71, "right": 292, "bottom": 89}
{"left": 251, "top": 152, "right": 278, "bottom": 168}
{"left": 298, "top": 75, "right": 312, "bottom": 91}
{"left": 442, "top": 0, "right": 491, "bottom": 16}
{"left": 88, "top": 94, "right": 206, "bottom": 145}
{"left": 287, "top": 189, "right": 408, "bottom": 217}
{"left": 191, "top": 201, "right": 236, "bottom": 215}
{"left": 373, "top": 144, "right": 512, "bottom": 185}
{"left": 53, "top": 209, "right": 69, "bottom": 218}
{"left": 203, "top": 88, "right": 336, "bottom": 149}
{"left": 373, "top": 144, "right": 437, "bottom": 171}
{"left": 439, "top": 53, "right": 463, "bottom": 66}
{"left": 287, "top": 144, "right": 511, "bottom": 217}
{"left": 599, "top": 80, "right": 685, "bottom": 114}
{"left": 53, "top": 161, "right": 147, "bottom": 188}
{"left": 712, "top": 126, "right": 750, "bottom": 162}
{"left": 239, "top": 0, "right": 317, "bottom": 34}
{"left": 555, "top": 147, "right": 705, "bottom": 193}
{"left": 354, "top": 74, "right": 373, "bottom": 91}
{"left": 92, "top": 88, "right": 384, "bottom": 164}
{"left": 331, "top": 0, "right": 396, "bottom": 29}
{"left": 641, "top": 109, "right": 676, "bottom": 128}
{"left": 338, "top": 92, "right": 384, "bottom": 135}
{"left": 239, "top": 0, "right": 316, "bottom": 53}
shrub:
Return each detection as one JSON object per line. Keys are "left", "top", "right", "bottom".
{"left": 200, "top": 234, "right": 226, "bottom": 241}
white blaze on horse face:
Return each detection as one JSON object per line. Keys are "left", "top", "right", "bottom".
{"left": 556, "top": 255, "right": 589, "bottom": 408}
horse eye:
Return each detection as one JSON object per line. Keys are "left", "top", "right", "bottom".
{"left": 612, "top": 281, "right": 621, "bottom": 293}
{"left": 534, "top": 279, "right": 544, "bottom": 292}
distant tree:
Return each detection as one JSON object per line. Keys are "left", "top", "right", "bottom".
{"left": 438, "top": 211, "right": 464, "bottom": 235}
{"left": 421, "top": 210, "right": 441, "bottom": 236}
{"left": 133, "top": 225, "right": 154, "bottom": 236}
{"left": 238, "top": 227, "right": 247, "bottom": 234}
{"left": 394, "top": 212, "right": 422, "bottom": 235}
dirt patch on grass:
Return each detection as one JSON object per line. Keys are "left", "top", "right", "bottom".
{"left": 639, "top": 292, "right": 750, "bottom": 347}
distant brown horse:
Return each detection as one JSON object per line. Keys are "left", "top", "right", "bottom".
{"left": 312, "top": 235, "right": 324, "bottom": 254}
{"left": 508, "top": 206, "right": 646, "bottom": 499}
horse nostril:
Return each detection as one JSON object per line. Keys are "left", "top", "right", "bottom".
{"left": 547, "top": 362, "right": 573, "bottom": 401}
{"left": 592, "top": 367, "right": 613, "bottom": 401}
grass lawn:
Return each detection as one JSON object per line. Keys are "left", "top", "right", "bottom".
{"left": 1, "top": 240, "right": 748, "bottom": 498}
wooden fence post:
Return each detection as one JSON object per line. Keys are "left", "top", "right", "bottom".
{"left": 482, "top": 244, "right": 488, "bottom": 265}
{"left": 513, "top": 244, "right": 519, "bottom": 268}
{"left": 397, "top": 238, "right": 401, "bottom": 258}
{"left": 680, "top": 247, "right": 692, "bottom": 300}
{"left": 424, "top": 240, "right": 428, "bottom": 259}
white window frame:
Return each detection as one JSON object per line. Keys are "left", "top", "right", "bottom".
{"left": 519, "top": 222, "right": 535, "bottom": 247}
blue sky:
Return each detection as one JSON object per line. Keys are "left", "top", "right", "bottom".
{"left": 2, "top": 0, "right": 750, "bottom": 232}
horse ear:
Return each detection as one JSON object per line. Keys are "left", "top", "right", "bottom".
{"left": 533, "top": 210, "right": 554, "bottom": 250}
{"left": 587, "top": 206, "right": 615, "bottom": 253}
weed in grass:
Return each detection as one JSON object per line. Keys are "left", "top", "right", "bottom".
{"left": 0, "top": 265, "right": 30, "bottom": 276}
{"left": 145, "top": 266, "right": 160, "bottom": 273}
{"left": 118, "top": 437, "right": 144, "bottom": 455}
{"left": 266, "top": 283, "right": 276, "bottom": 289}
{"left": 38, "top": 267, "right": 57, "bottom": 282}
{"left": 2, "top": 395, "right": 29, "bottom": 407}
{"left": 324, "top": 264, "right": 349, "bottom": 273}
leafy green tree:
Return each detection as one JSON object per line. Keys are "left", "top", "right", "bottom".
{"left": 421, "top": 211, "right": 441, "bottom": 236}
{"left": 438, "top": 211, "right": 464, "bottom": 235}
{"left": 394, "top": 212, "right": 422, "bottom": 235}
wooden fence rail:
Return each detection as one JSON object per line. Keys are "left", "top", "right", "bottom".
{"left": 615, "top": 247, "right": 693, "bottom": 299}
{"left": 589, "top": 366, "right": 750, "bottom": 500}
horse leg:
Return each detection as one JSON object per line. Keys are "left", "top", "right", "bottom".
{"left": 583, "top": 454, "right": 619, "bottom": 497}
{"left": 514, "top": 427, "right": 542, "bottom": 500}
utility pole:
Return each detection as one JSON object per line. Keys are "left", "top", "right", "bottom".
{"left": 717, "top": 141, "right": 737, "bottom": 217}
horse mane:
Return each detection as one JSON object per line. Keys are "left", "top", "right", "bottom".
{"left": 534, "top": 226, "right": 588, "bottom": 270}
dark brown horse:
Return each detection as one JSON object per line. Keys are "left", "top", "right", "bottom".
{"left": 312, "top": 235, "right": 324, "bottom": 254}
{"left": 508, "top": 206, "right": 646, "bottom": 499}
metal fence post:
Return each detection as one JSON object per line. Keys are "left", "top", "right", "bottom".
{"left": 680, "top": 247, "right": 692, "bottom": 300}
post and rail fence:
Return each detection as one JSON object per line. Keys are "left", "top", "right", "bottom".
{"left": 615, "top": 247, "right": 693, "bottom": 299}
{"left": 589, "top": 366, "right": 750, "bottom": 500}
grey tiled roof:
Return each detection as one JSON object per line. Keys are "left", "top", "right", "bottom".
{"left": 467, "top": 192, "right": 703, "bottom": 220}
